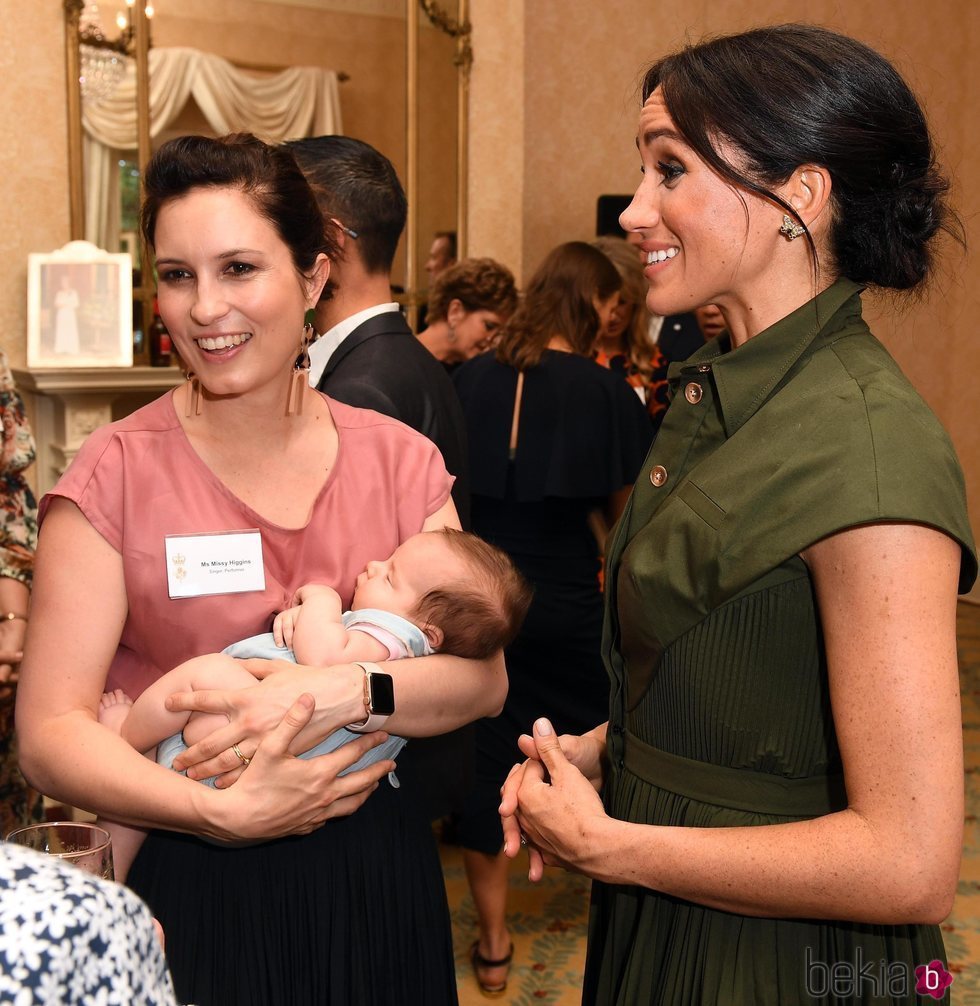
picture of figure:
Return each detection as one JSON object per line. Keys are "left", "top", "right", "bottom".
{"left": 53, "top": 273, "right": 80, "bottom": 356}
{"left": 28, "top": 245, "right": 133, "bottom": 369}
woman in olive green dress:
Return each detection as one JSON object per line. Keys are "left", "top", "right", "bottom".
{"left": 501, "top": 24, "right": 976, "bottom": 1005}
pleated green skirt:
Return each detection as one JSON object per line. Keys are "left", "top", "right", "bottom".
{"left": 585, "top": 575, "right": 949, "bottom": 1005}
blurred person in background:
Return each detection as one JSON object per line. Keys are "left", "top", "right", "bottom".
{"left": 592, "top": 235, "right": 658, "bottom": 403}
{"left": 0, "top": 346, "right": 41, "bottom": 838}
{"left": 452, "top": 241, "right": 651, "bottom": 997}
{"left": 419, "top": 231, "right": 459, "bottom": 330}
{"left": 425, "top": 230, "right": 458, "bottom": 283}
{"left": 418, "top": 257, "right": 518, "bottom": 369}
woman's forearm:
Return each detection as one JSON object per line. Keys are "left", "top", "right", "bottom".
{"left": 163, "top": 649, "right": 506, "bottom": 779}
{"left": 375, "top": 650, "right": 507, "bottom": 736}
{"left": 0, "top": 575, "right": 29, "bottom": 615}
{"left": 281, "top": 651, "right": 507, "bottom": 740}
{"left": 581, "top": 806, "right": 956, "bottom": 924}
{"left": 18, "top": 707, "right": 221, "bottom": 836}
{"left": 181, "top": 650, "right": 507, "bottom": 769}
{"left": 0, "top": 576, "right": 30, "bottom": 669}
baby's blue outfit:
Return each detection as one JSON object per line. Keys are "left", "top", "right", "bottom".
{"left": 157, "top": 609, "right": 433, "bottom": 787}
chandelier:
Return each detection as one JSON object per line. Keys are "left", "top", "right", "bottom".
{"left": 78, "top": 1, "right": 155, "bottom": 103}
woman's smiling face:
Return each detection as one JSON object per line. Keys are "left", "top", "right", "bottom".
{"left": 154, "top": 185, "right": 324, "bottom": 401}
{"left": 619, "top": 87, "right": 786, "bottom": 333}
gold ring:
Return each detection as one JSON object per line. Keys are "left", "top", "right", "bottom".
{"left": 232, "top": 742, "right": 251, "bottom": 767}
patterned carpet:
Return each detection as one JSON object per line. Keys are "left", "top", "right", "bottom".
{"left": 442, "top": 600, "right": 980, "bottom": 1004}
{"left": 443, "top": 842, "right": 589, "bottom": 1005}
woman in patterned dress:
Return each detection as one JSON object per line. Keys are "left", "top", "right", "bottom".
{"left": 0, "top": 347, "right": 42, "bottom": 838}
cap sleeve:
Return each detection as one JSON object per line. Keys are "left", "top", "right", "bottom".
{"left": 39, "top": 426, "right": 125, "bottom": 553}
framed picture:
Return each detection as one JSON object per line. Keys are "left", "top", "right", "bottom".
{"left": 27, "top": 241, "right": 133, "bottom": 368}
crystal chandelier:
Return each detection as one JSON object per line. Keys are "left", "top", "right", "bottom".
{"left": 78, "top": 1, "right": 154, "bottom": 103}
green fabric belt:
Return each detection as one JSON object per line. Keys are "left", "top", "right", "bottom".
{"left": 623, "top": 731, "right": 847, "bottom": 818}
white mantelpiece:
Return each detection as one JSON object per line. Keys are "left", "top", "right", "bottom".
{"left": 13, "top": 366, "right": 183, "bottom": 495}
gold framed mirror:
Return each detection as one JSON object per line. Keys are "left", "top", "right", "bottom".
{"left": 63, "top": 0, "right": 471, "bottom": 356}
{"left": 64, "top": 0, "right": 153, "bottom": 360}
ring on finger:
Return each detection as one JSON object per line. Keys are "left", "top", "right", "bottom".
{"left": 520, "top": 832, "right": 528, "bottom": 848}
{"left": 232, "top": 742, "right": 251, "bottom": 767}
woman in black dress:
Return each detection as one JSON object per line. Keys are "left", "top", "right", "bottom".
{"left": 453, "top": 241, "right": 651, "bottom": 996}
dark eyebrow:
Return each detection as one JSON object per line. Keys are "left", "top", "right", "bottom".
{"left": 636, "top": 128, "right": 687, "bottom": 150}
{"left": 219, "top": 248, "right": 263, "bottom": 260}
{"left": 154, "top": 248, "right": 262, "bottom": 268}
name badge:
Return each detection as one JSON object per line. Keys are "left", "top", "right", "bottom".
{"left": 165, "top": 530, "right": 266, "bottom": 599}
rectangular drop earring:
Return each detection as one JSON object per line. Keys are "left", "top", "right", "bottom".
{"left": 185, "top": 372, "right": 202, "bottom": 418}
{"left": 287, "top": 317, "right": 315, "bottom": 417}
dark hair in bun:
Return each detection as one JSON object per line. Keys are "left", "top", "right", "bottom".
{"left": 641, "top": 23, "right": 963, "bottom": 291}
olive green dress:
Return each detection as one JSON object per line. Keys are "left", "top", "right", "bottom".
{"left": 584, "top": 281, "right": 977, "bottom": 1005}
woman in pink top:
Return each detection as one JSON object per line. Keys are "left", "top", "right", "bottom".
{"left": 16, "top": 134, "right": 506, "bottom": 1006}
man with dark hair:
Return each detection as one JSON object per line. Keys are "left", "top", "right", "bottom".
{"left": 285, "top": 135, "right": 473, "bottom": 822}
{"left": 285, "top": 135, "right": 470, "bottom": 528}
{"left": 425, "top": 230, "right": 458, "bottom": 282}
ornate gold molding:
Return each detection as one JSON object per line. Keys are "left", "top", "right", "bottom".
{"left": 419, "top": 0, "right": 473, "bottom": 75}
{"left": 416, "top": 0, "right": 471, "bottom": 257}
{"left": 63, "top": 0, "right": 85, "bottom": 240}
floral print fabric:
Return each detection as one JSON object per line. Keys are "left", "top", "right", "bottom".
{"left": 593, "top": 346, "right": 671, "bottom": 430}
{"left": 0, "top": 843, "right": 177, "bottom": 1004}
{"left": 0, "top": 347, "right": 37, "bottom": 587}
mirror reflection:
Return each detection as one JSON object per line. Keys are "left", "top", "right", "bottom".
{"left": 65, "top": 0, "right": 468, "bottom": 355}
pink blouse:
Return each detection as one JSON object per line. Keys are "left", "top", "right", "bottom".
{"left": 40, "top": 392, "right": 453, "bottom": 698}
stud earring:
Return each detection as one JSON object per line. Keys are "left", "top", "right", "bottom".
{"left": 184, "top": 371, "right": 202, "bottom": 418}
{"left": 286, "top": 322, "right": 315, "bottom": 416}
{"left": 779, "top": 214, "right": 805, "bottom": 241}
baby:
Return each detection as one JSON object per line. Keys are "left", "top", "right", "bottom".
{"left": 99, "top": 528, "right": 532, "bottom": 880}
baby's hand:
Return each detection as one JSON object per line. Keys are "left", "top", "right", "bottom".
{"left": 291, "top": 583, "right": 342, "bottom": 606}
{"left": 273, "top": 606, "right": 302, "bottom": 649}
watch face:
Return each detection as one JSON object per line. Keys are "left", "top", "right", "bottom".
{"left": 368, "top": 672, "right": 395, "bottom": 716}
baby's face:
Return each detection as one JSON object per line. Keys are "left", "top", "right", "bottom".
{"left": 351, "top": 533, "right": 465, "bottom": 617}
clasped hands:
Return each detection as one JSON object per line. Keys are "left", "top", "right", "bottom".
{"left": 499, "top": 718, "right": 610, "bottom": 882}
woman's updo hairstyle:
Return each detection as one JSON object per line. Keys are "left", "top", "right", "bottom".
{"left": 643, "top": 23, "right": 962, "bottom": 291}
{"left": 140, "top": 132, "right": 338, "bottom": 278}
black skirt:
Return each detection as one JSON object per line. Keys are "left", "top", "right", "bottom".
{"left": 128, "top": 778, "right": 458, "bottom": 1006}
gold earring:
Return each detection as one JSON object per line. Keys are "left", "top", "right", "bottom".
{"left": 779, "top": 214, "right": 805, "bottom": 241}
{"left": 286, "top": 322, "right": 315, "bottom": 416}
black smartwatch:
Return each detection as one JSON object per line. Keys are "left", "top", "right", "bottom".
{"left": 347, "top": 661, "right": 395, "bottom": 733}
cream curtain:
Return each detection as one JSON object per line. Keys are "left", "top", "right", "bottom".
{"left": 82, "top": 47, "right": 343, "bottom": 249}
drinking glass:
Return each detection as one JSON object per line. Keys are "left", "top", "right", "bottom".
{"left": 6, "top": 821, "right": 114, "bottom": 880}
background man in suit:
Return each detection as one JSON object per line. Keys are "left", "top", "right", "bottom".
{"left": 286, "top": 135, "right": 473, "bottom": 821}
{"left": 286, "top": 135, "right": 470, "bottom": 528}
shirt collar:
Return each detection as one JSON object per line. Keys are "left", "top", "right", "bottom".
{"left": 308, "top": 302, "right": 401, "bottom": 386}
{"left": 669, "top": 279, "right": 865, "bottom": 438}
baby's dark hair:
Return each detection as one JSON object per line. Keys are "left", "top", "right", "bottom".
{"left": 413, "top": 529, "right": 532, "bottom": 660}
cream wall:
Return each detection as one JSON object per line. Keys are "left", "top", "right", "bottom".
{"left": 0, "top": 4, "right": 68, "bottom": 370}
{"left": 469, "top": 0, "right": 980, "bottom": 588}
